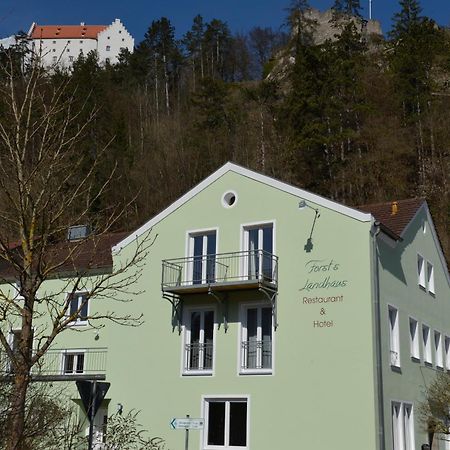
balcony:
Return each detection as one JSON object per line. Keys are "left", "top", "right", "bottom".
{"left": 162, "top": 250, "right": 278, "bottom": 295}
{"left": 0, "top": 348, "right": 107, "bottom": 381}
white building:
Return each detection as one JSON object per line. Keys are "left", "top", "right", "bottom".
{"left": 27, "top": 19, "right": 134, "bottom": 67}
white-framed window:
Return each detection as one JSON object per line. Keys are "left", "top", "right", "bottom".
{"left": 417, "top": 254, "right": 426, "bottom": 289}
{"left": 423, "top": 324, "right": 432, "bottom": 364}
{"left": 69, "top": 56, "right": 74, "bottom": 62}
{"left": 409, "top": 318, "right": 420, "bottom": 360}
{"left": 243, "top": 222, "right": 274, "bottom": 282}
{"left": 188, "top": 230, "right": 217, "bottom": 285}
{"left": 61, "top": 350, "right": 85, "bottom": 374}
{"left": 392, "top": 402, "right": 415, "bottom": 450}
{"left": 435, "top": 331, "right": 443, "bottom": 368}
{"left": 445, "top": 336, "right": 450, "bottom": 371}
{"left": 203, "top": 397, "right": 248, "bottom": 449}
{"left": 106, "top": 45, "right": 111, "bottom": 51}
{"left": 240, "top": 304, "right": 272, "bottom": 374}
{"left": 52, "top": 56, "right": 57, "bottom": 63}
{"left": 427, "top": 262, "right": 435, "bottom": 295}
{"left": 67, "top": 292, "right": 89, "bottom": 325}
{"left": 388, "top": 306, "right": 400, "bottom": 367}
{"left": 183, "top": 308, "right": 215, "bottom": 375}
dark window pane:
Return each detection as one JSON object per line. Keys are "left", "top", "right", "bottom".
{"left": 262, "top": 226, "right": 273, "bottom": 253}
{"left": 189, "top": 312, "right": 201, "bottom": 369}
{"left": 69, "top": 296, "right": 78, "bottom": 316}
{"left": 229, "top": 402, "right": 247, "bottom": 446}
{"left": 204, "top": 311, "right": 214, "bottom": 369}
{"left": 207, "top": 402, "right": 225, "bottom": 446}
{"left": 262, "top": 307, "right": 272, "bottom": 368}
{"left": 64, "top": 354, "right": 74, "bottom": 373}
{"left": 80, "top": 295, "right": 88, "bottom": 319}
{"left": 206, "top": 233, "right": 216, "bottom": 255}
{"left": 247, "top": 309, "right": 257, "bottom": 340}
{"left": 193, "top": 236, "right": 203, "bottom": 284}
{"left": 76, "top": 354, "right": 84, "bottom": 373}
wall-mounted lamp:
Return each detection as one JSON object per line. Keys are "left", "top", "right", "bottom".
{"left": 298, "top": 199, "right": 321, "bottom": 253}
{"left": 116, "top": 403, "right": 123, "bottom": 415}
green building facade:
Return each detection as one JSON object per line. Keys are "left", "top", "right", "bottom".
{"left": 2, "top": 163, "right": 450, "bottom": 450}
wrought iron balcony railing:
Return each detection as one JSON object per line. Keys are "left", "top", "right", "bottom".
{"left": 162, "top": 250, "right": 278, "bottom": 294}
{"left": 241, "top": 340, "right": 272, "bottom": 371}
{"left": 184, "top": 342, "right": 214, "bottom": 372}
{"left": 0, "top": 347, "right": 107, "bottom": 380}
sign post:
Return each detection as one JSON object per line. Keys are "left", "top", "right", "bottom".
{"left": 170, "top": 415, "right": 204, "bottom": 450}
{"left": 76, "top": 380, "right": 110, "bottom": 450}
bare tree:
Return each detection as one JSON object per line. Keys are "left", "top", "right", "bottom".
{"left": 419, "top": 372, "right": 450, "bottom": 448}
{"left": 0, "top": 51, "right": 153, "bottom": 450}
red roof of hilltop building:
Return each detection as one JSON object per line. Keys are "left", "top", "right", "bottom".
{"left": 29, "top": 23, "right": 108, "bottom": 39}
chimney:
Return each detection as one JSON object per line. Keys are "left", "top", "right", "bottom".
{"left": 391, "top": 201, "right": 399, "bottom": 216}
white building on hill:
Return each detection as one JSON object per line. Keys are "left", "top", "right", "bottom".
{"left": 27, "top": 19, "right": 134, "bottom": 67}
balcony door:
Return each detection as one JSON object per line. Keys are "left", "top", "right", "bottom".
{"left": 189, "top": 231, "right": 217, "bottom": 285}
{"left": 244, "top": 224, "right": 273, "bottom": 281}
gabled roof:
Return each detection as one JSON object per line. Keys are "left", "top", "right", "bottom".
{"left": 29, "top": 23, "right": 108, "bottom": 40}
{"left": 358, "top": 198, "right": 426, "bottom": 240}
{"left": 113, "top": 162, "right": 372, "bottom": 252}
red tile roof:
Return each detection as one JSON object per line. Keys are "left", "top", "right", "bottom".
{"left": 358, "top": 198, "right": 426, "bottom": 239}
{"left": 30, "top": 24, "right": 107, "bottom": 40}
{"left": 0, "top": 232, "right": 129, "bottom": 280}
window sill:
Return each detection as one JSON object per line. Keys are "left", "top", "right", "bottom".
{"left": 390, "top": 365, "right": 402, "bottom": 374}
{"left": 436, "top": 366, "right": 444, "bottom": 371}
{"left": 410, "top": 356, "right": 420, "bottom": 363}
{"left": 424, "top": 361, "right": 433, "bottom": 368}
{"left": 429, "top": 291, "right": 436, "bottom": 298}
{"left": 66, "top": 321, "right": 88, "bottom": 328}
{"left": 182, "top": 370, "right": 213, "bottom": 377}
{"left": 239, "top": 369, "right": 273, "bottom": 376}
{"left": 419, "top": 284, "right": 426, "bottom": 292}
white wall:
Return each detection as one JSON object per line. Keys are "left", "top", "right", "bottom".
{"left": 29, "top": 19, "right": 134, "bottom": 69}
{"left": 97, "top": 19, "right": 134, "bottom": 65}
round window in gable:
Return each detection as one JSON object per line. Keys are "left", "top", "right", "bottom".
{"left": 222, "top": 191, "right": 237, "bottom": 208}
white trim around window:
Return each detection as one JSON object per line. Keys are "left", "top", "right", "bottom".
{"left": 417, "top": 254, "right": 426, "bottom": 290}
{"left": 388, "top": 305, "right": 400, "bottom": 368}
{"left": 181, "top": 305, "right": 216, "bottom": 376}
{"left": 391, "top": 401, "right": 415, "bottom": 450}
{"left": 409, "top": 317, "right": 420, "bottom": 361}
{"left": 238, "top": 302, "right": 274, "bottom": 375}
{"left": 66, "top": 292, "right": 90, "bottom": 326}
{"left": 435, "top": 330, "right": 443, "bottom": 369}
{"left": 240, "top": 220, "right": 276, "bottom": 282}
{"left": 427, "top": 262, "right": 435, "bottom": 296}
{"left": 445, "top": 336, "right": 450, "bottom": 371}
{"left": 201, "top": 395, "right": 250, "bottom": 450}
{"left": 185, "top": 227, "right": 219, "bottom": 285}
{"left": 422, "top": 324, "right": 432, "bottom": 365}
{"left": 60, "top": 349, "right": 86, "bottom": 375}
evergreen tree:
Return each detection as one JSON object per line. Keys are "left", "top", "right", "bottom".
{"left": 390, "top": 0, "right": 423, "bottom": 39}
{"left": 286, "top": 0, "right": 316, "bottom": 47}
{"left": 332, "top": 0, "right": 362, "bottom": 17}
{"left": 183, "top": 15, "right": 206, "bottom": 86}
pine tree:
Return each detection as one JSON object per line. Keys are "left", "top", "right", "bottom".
{"left": 390, "top": 0, "right": 423, "bottom": 39}
{"left": 286, "top": 0, "right": 316, "bottom": 47}
{"left": 332, "top": 0, "right": 362, "bottom": 17}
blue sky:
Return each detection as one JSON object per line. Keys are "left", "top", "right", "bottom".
{"left": 1, "top": 0, "right": 449, "bottom": 42}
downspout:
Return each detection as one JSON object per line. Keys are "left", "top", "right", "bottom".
{"left": 372, "top": 221, "right": 386, "bottom": 450}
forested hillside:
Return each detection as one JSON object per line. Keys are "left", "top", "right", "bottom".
{"left": 1, "top": 0, "right": 450, "bottom": 257}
